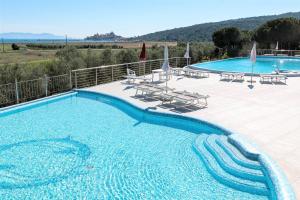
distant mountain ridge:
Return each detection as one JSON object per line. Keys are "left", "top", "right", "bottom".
{"left": 2, "top": 11, "right": 300, "bottom": 42}
{"left": 0, "top": 32, "right": 65, "bottom": 39}
{"left": 130, "top": 11, "right": 300, "bottom": 42}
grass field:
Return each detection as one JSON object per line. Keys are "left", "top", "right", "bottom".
{"left": 0, "top": 41, "right": 177, "bottom": 65}
{"left": 0, "top": 44, "right": 13, "bottom": 51}
{"left": 0, "top": 49, "right": 56, "bottom": 64}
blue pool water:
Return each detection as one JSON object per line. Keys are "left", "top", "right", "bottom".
{"left": 0, "top": 92, "right": 271, "bottom": 199}
{"left": 193, "top": 56, "right": 300, "bottom": 74}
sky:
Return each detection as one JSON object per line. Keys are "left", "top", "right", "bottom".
{"left": 1, "top": 0, "right": 300, "bottom": 38}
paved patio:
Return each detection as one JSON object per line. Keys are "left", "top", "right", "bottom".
{"left": 86, "top": 73, "right": 300, "bottom": 197}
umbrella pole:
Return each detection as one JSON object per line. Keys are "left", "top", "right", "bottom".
{"left": 166, "top": 70, "right": 168, "bottom": 93}
{"left": 251, "top": 63, "right": 253, "bottom": 85}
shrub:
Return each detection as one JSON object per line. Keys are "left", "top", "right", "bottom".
{"left": 11, "top": 43, "right": 20, "bottom": 50}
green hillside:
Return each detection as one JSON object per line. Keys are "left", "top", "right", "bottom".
{"left": 131, "top": 12, "right": 300, "bottom": 42}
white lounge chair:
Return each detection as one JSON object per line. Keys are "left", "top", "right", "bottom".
{"left": 260, "top": 74, "right": 272, "bottom": 83}
{"left": 260, "top": 74, "right": 287, "bottom": 84}
{"left": 145, "top": 83, "right": 174, "bottom": 92}
{"left": 233, "top": 73, "right": 245, "bottom": 81}
{"left": 134, "top": 84, "right": 163, "bottom": 96}
{"left": 220, "top": 72, "right": 233, "bottom": 80}
{"left": 220, "top": 72, "right": 244, "bottom": 81}
{"left": 134, "top": 83, "right": 173, "bottom": 98}
{"left": 158, "top": 90, "right": 209, "bottom": 108}
{"left": 158, "top": 71, "right": 172, "bottom": 81}
{"left": 157, "top": 92, "right": 176, "bottom": 104}
{"left": 271, "top": 75, "right": 287, "bottom": 84}
{"left": 170, "top": 67, "right": 183, "bottom": 76}
{"left": 123, "top": 69, "right": 151, "bottom": 84}
{"left": 183, "top": 67, "right": 209, "bottom": 78}
{"left": 173, "top": 90, "right": 209, "bottom": 107}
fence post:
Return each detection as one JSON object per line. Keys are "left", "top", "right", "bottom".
{"left": 15, "top": 79, "right": 19, "bottom": 104}
{"left": 111, "top": 66, "right": 114, "bottom": 81}
{"left": 150, "top": 61, "right": 152, "bottom": 73}
{"left": 175, "top": 58, "right": 178, "bottom": 67}
{"left": 138, "top": 63, "right": 141, "bottom": 76}
{"left": 75, "top": 71, "right": 78, "bottom": 88}
{"left": 95, "top": 68, "right": 98, "bottom": 85}
{"left": 69, "top": 71, "right": 72, "bottom": 89}
{"left": 44, "top": 74, "right": 48, "bottom": 96}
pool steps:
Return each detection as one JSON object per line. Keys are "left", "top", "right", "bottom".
{"left": 216, "top": 136, "right": 261, "bottom": 170}
{"left": 193, "top": 134, "right": 269, "bottom": 196}
{"left": 204, "top": 135, "right": 265, "bottom": 182}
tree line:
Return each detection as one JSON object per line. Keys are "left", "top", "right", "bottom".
{"left": 0, "top": 43, "right": 217, "bottom": 85}
{"left": 212, "top": 17, "right": 300, "bottom": 57}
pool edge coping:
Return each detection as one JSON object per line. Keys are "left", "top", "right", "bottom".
{"left": 0, "top": 91, "right": 76, "bottom": 113}
{"left": 0, "top": 89, "right": 296, "bottom": 200}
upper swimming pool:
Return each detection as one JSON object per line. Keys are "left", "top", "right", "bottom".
{"left": 0, "top": 91, "right": 293, "bottom": 199}
{"left": 192, "top": 56, "right": 300, "bottom": 74}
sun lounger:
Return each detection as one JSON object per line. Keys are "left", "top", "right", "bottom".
{"left": 159, "top": 71, "right": 172, "bottom": 81}
{"left": 260, "top": 74, "right": 287, "bottom": 84}
{"left": 134, "top": 84, "right": 163, "bottom": 96}
{"left": 233, "top": 73, "right": 244, "bottom": 81}
{"left": 134, "top": 83, "right": 174, "bottom": 98}
{"left": 220, "top": 73, "right": 233, "bottom": 80}
{"left": 260, "top": 74, "right": 272, "bottom": 83}
{"left": 170, "top": 67, "right": 183, "bottom": 76}
{"left": 123, "top": 76, "right": 151, "bottom": 84}
{"left": 144, "top": 83, "right": 174, "bottom": 92}
{"left": 166, "top": 92, "right": 198, "bottom": 107}
{"left": 173, "top": 91, "right": 209, "bottom": 107}
{"left": 158, "top": 90, "right": 209, "bottom": 108}
{"left": 220, "top": 73, "right": 244, "bottom": 81}
{"left": 123, "top": 69, "right": 151, "bottom": 83}
{"left": 271, "top": 75, "right": 287, "bottom": 84}
{"left": 133, "top": 82, "right": 209, "bottom": 109}
{"left": 183, "top": 67, "right": 209, "bottom": 78}
{"left": 157, "top": 92, "right": 176, "bottom": 104}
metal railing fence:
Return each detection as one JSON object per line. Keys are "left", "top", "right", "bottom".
{"left": 256, "top": 49, "right": 300, "bottom": 56}
{"left": 71, "top": 57, "right": 188, "bottom": 88}
{"left": 0, "top": 74, "right": 71, "bottom": 108}
{"left": 0, "top": 57, "right": 188, "bottom": 108}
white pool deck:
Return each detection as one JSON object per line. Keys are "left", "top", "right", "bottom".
{"left": 86, "top": 73, "right": 300, "bottom": 197}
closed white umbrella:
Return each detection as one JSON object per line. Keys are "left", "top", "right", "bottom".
{"left": 184, "top": 42, "right": 190, "bottom": 66}
{"left": 249, "top": 42, "right": 256, "bottom": 87}
{"left": 275, "top": 41, "right": 279, "bottom": 50}
{"left": 162, "top": 45, "right": 170, "bottom": 92}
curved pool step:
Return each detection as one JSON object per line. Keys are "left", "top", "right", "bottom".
{"left": 193, "top": 134, "right": 269, "bottom": 196}
{"left": 204, "top": 134, "right": 265, "bottom": 183}
{"left": 216, "top": 136, "right": 261, "bottom": 170}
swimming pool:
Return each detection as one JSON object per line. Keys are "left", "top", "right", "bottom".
{"left": 192, "top": 56, "right": 300, "bottom": 74}
{"left": 0, "top": 91, "right": 294, "bottom": 199}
